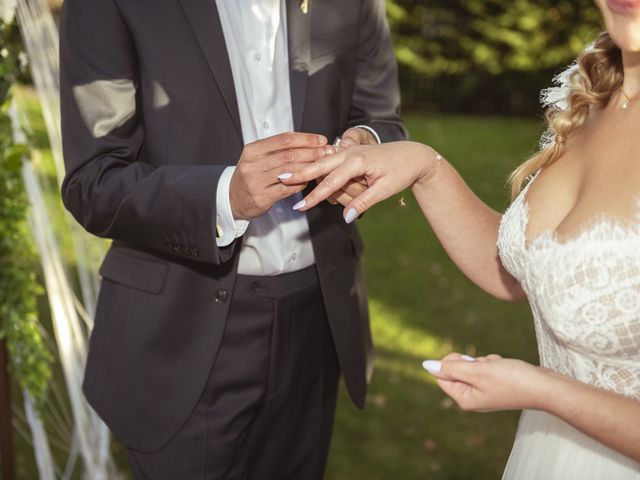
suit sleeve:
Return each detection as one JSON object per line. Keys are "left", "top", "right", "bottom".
{"left": 345, "top": 0, "right": 408, "bottom": 143}
{"left": 59, "top": 0, "right": 235, "bottom": 264}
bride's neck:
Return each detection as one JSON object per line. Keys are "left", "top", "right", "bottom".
{"left": 621, "top": 50, "right": 640, "bottom": 98}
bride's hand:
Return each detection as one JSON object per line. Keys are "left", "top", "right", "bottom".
{"left": 278, "top": 141, "right": 441, "bottom": 222}
{"left": 424, "top": 353, "right": 553, "bottom": 412}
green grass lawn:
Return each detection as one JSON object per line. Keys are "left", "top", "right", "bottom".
{"left": 11, "top": 88, "right": 546, "bottom": 479}
{"left": 326, "top": 114, "right": 545, "bottom": 480}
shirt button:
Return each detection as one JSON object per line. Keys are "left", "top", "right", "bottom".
{"left": 214, "top": 289, "right": 229, "bottom": 304}
{"left": 254, "top": 52, "right": 262, "bottom": 62}
{"left": 263, "top": 121, "right": 270, "bottom": 129}
{"left": 291, "top": 252, "right": 297, "bottom": 261}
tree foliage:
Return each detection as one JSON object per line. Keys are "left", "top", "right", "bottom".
{"left": 387, "top": 0, "right": 602, "bottom": 112}
{"left": 0, "top": 13, "right": 52, "bottom": 406}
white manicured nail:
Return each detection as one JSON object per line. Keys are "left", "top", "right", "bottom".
{"left": 278, "top": 173, "right": 293, "bottom": 180}
{"left": 293, "top": 200, "right": 306, "bottom": 210}
{"left": 422, "top": 360, "right": 442, "bottom": 374}
{"left": 461, "top": 355, "right": 476, "bottom": 362}
{"left": 344, "top": 208, "right": 357, "bottom": 224}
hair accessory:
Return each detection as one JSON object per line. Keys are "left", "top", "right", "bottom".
{"left": 538, "top": 42, "right": 595, "bottom": 149}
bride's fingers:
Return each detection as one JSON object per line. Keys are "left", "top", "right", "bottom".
{"left": 340, "top": 183, "right": 389, "bottom": 222}
{"left": 435, "top": 378, "right": 476, "bottom": 408}
{"left": 329, "top": 179, "right": 369, "bottom": 207}
{"left": 279, "top": 150, "right": 351, "bottom": 185}
{"left": 425, "top": 356, "right": 478, "bottom": 383}
{"left": 294, "top": 157, "right": 369, "bottom": 211}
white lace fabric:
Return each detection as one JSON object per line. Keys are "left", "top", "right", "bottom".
{"left": 499, "top": 177, "right": 640, "bottom": 398}
{"left": 497, "top": 176, "right": 640, "bottom": 478}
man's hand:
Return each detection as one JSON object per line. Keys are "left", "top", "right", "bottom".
{"left": 339, "top": 126, "right": 379, "bottom": 149}
{"left": 326, "top": 127, "right": 378, "bottom": 206}
{"left": 230, "top": 132, "right": 332, "bottom": 219}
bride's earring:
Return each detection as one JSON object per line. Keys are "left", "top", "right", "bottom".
{"left": 300, "top": 0, "right": 309, "bottom": 14}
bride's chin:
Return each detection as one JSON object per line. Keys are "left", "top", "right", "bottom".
{"left": 606, "top": 20, "right": 640, "bottom": 52}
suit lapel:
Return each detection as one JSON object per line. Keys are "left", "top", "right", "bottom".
{"left": 178, "top": 0, "right": 243, "bottom": 142}
{"left": 286, "top": 0, "right": 311, "bottom": 132}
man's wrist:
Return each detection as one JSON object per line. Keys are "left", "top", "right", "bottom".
{"left": 216, "top": 166, "right": 249, "bottom": 247}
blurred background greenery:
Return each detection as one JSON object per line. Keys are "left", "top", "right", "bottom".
{"left": 389, "top": 0, "right": 600, "bottom": 113}
{"left": 6, "top": 0, "right": 606, "bottom": 478}
{"left": 41, "top": 0, "right": 603, "bottom": 113}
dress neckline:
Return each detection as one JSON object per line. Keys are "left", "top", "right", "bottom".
{"left": 518, "top": 172, "right": 640, "bottom": 251}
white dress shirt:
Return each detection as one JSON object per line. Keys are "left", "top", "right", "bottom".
{"left": 216, "top": 0, "right": 314, "bottom": 276}
{"left": 215, "top": 0, "right": 379, "bottom": 276}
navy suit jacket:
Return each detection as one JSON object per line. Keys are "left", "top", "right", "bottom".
{"left": 60, "top": 0, "right": 406, "bottom": 451}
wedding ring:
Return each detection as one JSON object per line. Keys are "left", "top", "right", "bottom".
{"left": 333, "top": 136, "right": 342, "bottom": 152}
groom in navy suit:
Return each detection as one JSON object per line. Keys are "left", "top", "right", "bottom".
{"left": 60, "top": 0, "right": 406, "bottom": 477}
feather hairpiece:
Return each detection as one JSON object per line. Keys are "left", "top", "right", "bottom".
{"left": 538, "top": 42, "right": 594, "bottom": 149}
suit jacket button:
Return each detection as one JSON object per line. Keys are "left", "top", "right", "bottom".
{"left": 214, "top": 289, "right": 229, "bottom": 304}
{"left": 249, "top": 281, "right": 261, "bottom": 295}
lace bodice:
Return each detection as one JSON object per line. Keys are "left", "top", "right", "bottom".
{"left": 497, "top": 178, "right": 640, "bottom": 400}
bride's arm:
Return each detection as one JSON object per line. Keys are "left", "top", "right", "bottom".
{"left": 281, "top": 141, "right": 525, "bottom": 301}
{"left": 429, "top": 354, "right": 640, "bottom": 462}
{"left": 412, "top": 155, "right": 524, "bottom": 301}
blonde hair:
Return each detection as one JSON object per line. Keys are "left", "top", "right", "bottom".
{"left": 509, "top": 32, "right": 623, "bottom": 199}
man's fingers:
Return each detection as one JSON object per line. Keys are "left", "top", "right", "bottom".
{"left": 266, "top": 146, "right": 334, "bottom": 172}
{"left": 343, "top": 178, "right": 368, "bottom": 198}
{"left": 294, "top": 159, "right": 366, "bottom": 211}
{"left": 339, "top": 130, "right": 360, "bottom": 149}
{"left": 340, "top": 127, "right": 375, "bottom": 148}
{"left": 266, "top": 182, "right": 309, "bottom": 203}
{"left": 328, "top": 189, "right": 353, "bottom": 207}
{"left": 326, "top": 179, "right": 368, "bottom": 207}
{"left": 252, "top": 131, "right": 327, "bottom": 155}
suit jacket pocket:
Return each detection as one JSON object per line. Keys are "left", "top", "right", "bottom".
{"left": 99, "top": 247, "right": 169, "bottom": 294}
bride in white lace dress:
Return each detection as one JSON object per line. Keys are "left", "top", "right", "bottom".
{"left": 279, "top": 0, "right": 640, "bottom": 477}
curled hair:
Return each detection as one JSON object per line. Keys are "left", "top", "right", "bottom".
{"left": 509, "top": 32, "right": 623, "bottom": 199}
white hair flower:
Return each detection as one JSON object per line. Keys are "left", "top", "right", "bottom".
{"left": 538, "top": 43, "right": 595, "bottom": 149}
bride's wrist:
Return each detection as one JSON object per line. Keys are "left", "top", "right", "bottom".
{"left": 528, "top": 367, "right": 568, "bottom": 412}
{"left": 412, "top": 145, "right": 443, "bottom": 190}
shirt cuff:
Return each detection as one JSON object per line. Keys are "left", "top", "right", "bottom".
{"left": 215, "top": 166, "right": 250, "bottom": 247}
{"left": 354, "top": 125, "right": 382, "bottom": 144}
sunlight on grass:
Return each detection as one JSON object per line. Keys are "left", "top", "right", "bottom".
{"left": 369, "top": 297, "right": 453, "bottom": 382}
